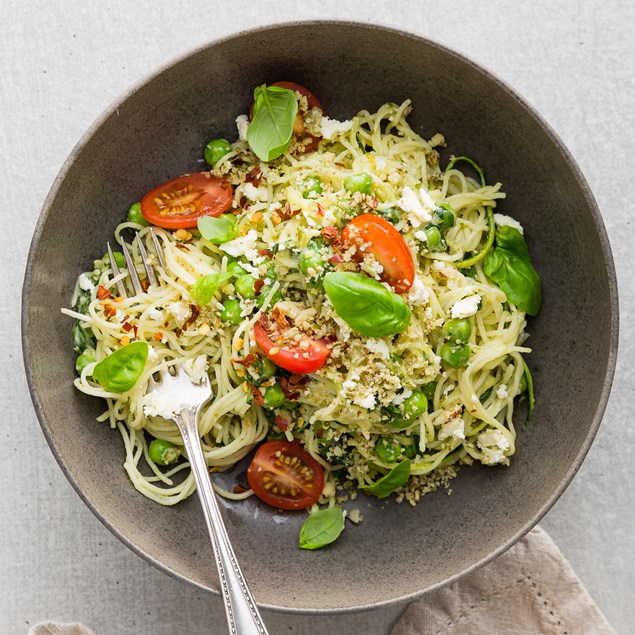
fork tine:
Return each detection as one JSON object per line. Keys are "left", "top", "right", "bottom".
{"left": 150, "top": 228, "right": 166, "bottom": 268}
{"left": 107, "top": 241, "right": 127, "bottom": 299}
{"left": 121, "top": 240, "right": 143, "bottom": 295}
{"left": 135, "top": 234, "right": 158, "bottom": 287}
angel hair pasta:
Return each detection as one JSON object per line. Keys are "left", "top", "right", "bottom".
{"left": 63, "top": 82, "right": 540, "bottom": 547}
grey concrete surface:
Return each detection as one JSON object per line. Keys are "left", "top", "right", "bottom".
{"left": 2, "top": 1, "right": 633, "bottom": 633}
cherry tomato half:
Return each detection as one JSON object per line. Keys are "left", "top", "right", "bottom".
{"left": 140, "top": 172, "right": 232, "bottom": 229}
{"left": 254, "top": 318, "right": 330, "bottom": 374}
{"left": 247, "top": 440, "right": 325, "bottom": 510}
{"left": 341, "top": 213, "right": 415, "bottom": 293}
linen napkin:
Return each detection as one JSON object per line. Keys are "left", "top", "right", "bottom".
{"left": 28, "top": 527, "right": 615, "bottom": 635}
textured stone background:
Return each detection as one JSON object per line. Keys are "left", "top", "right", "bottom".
{"left": 2, "top": 1, "right": 633, "bottom": 633}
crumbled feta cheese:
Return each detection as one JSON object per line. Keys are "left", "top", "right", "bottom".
{"left": 167, "top": 301, "right": 191, "bottom": 325}
{"left": 142, "top": 390, "right": 178, "bottom": 420}
{"left": 147, "top": 306, "right": 163, "bottom": 321}
{"left": 220, "top": 230, "right": 259, "bottom": 262}
{"left": 494, "top": 214, "right": 524, "bottom": 235}
{"left": 477, "top": 429, "right": 510, "bottom": 465}
{"left": 78, "top": 273, "right": 95, "bottom": 292}
{"left": 392, "top": 388, "right": 413, "bottom": 406}
{"left": 342, "top": 379, "right": 358, "bottom": 392}
{"left": 442, "top": 383, "right": 455, "bottom": 396}
{"left": 353, "top": 392, "right": 376, "bottom": 410}
{"left": 242, "top": 183, "right": 268, "bottom": 201}
{"left": 451, "top": 294, "right": 481, "bottom": 318}
{"left": 348, "top": 508, "right": 363, "bottom": 524}
{"left": 418, "top": 188, "right": 436, "bottom": 211}
{"left": 182, "top": 355, "right": 209, "bottom": 384}
{"left": 365, "top": 338, "right": 390, "bottom": 360}
{"left": 496, "top": 384, "right": 509, "bottom": 400}
{"left": 320, "top": 116, "right": 353, "bottom": 140}
{"left": 397, "top": 187, "right": 433, "bottom": 228}
{"left": 439, "top": 417, "right": 465, "bottom": 441}
{"left": 236, "top": 114, "right": 249, "bottom": 141}
{"left": 414, "top": 230, "right": 427, "bottom": 242}
{"left": 429, "top": 133, "right": 446, "bottom": 147}
{"left": 408, "top": 276, "right": 429, "bottom": 306}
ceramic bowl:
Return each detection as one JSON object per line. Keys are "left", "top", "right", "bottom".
{"left": 22, "top": 21, "right": 618, "bottom": 612}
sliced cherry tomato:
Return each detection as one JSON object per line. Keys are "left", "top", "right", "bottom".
{"left": 247, "top": 440, "right": 324, "bottom": 510}
{"left": 140, "top": 172, "right": 232, "bottom": 229}
{"left": 254, "top": 317, "right": 330, "bottom": 374}
{"left": 340, "top": 213, "right": 415, "bottom": 293}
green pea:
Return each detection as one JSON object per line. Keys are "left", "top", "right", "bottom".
{"left": 127, "top": 202, "right": 150, "bottom": 226}
{"left": 344, "top": 172, "right": 373, "bottom": 194}
{"left": 102, "top": 251, "right": 126, "bottom": 269}
{"left": 391, "top": 391, "right": 428, "bottom": 428}
{"left": 255, "top": 284, "right": 282, "bottom": 308}
{"left": 148, "top": 439, "right": 180, "bottom": 466}
{"left": 75, "top": 348, "right": 96, "bottom": 374}
{"left": 253, "top": 356, "right": 276, "bottom": 380}
{"left": 234, "top": 274, "right": 257, "bottom": 299}
{"left": 302, "top": 176, "right": 323, "bottom": 199}
{"left": 424, "top": 225, "right": 443, "bottom": 250}
{"left": 433, "top": 203, "right": 456, "bottom": 230}
{"left": 378, "top": 206, "right": 402, "bottom": 225}
{"left": 375, "top": 438, "right": 402, "bottom": 463}
{"left": 204, "top": 138, "right": 232, "bottom": 167}
{"left": 442, "top": 318, "right": 472, "bottom": 343}
{"left": 402, "top": 436, "right": 418, "bottom": 459}
{"left": 299, "top": 245, "right": 326, "bottom": 277}
{"left": 226, "top": 261, "right": 248, "bottom": 277}
{"left": 263, "top": 384, "right": 286, "bottom": 410}
{"left": 220, "top": 298, "right": 242, "bottom": 325}
{"left": 441, "top": 342, "right": 471, "bottom": 368}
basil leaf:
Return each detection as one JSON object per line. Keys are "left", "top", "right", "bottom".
{"left": 247, "top": 85, "right": 298, "bottom": 161}
{"left": 189, "top": 272, "right": 232, "bottom": 306}
{"left": 299, "top": 506, "right": 345, "bottom": 550}
{"left": 93, "top": 341, "right": 148, "bottom": 393}
{"left": 483, "top": 226, "right": 542, "bottom": 316}
{"left": 323, "top": 272, "right": 411, "bottom": 337}
{"left": 360, "top": 459, "right": 411, "bottom": 499}
{"left": 197, "top": 214, "right": 238, "bottom": 244}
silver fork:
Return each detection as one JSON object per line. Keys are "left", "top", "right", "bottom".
{"left": 109, "top": 229, "right": 269, "bottom": 635}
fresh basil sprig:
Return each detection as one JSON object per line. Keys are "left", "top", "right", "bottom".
{"left": 360, "top": 459, "right": 411, "bottom": 499}
{"left": 189, "top": 272, "right": 232, "bottom": 307}
{"left": 323, "top": 272, "right": 411, "bottom": 337}
{"left": 93, "top": 341, "right": 148, "bottom": 393}
{"left": 298, "top": 506, "right": 345, "bottom": 550}
{"left": 247, "top": 84, "right": 298, "bottom": 162}
{"left": 197, "top": 214, "right": 238, "bottom": 244}
{"left": 483, "top": 226, "right": 542, "bottom": 316}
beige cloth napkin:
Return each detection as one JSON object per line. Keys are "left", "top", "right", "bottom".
{"left": 28, "top": 527, "right": 615, "bottom": 635}
{"left": 391, "top": 526, "right": 616, "bottom": 635}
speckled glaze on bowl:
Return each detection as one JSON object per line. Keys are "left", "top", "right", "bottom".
{"left": 22, "top": 22, "right": 618, "bottom": 612}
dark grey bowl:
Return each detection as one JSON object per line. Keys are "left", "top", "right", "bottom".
{"left": 23, "top": 21, "right": 618, "bottom": 612}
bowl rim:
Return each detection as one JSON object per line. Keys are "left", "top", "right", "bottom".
{"left": 22, "top": 19, "right": 619, "bottom": 614}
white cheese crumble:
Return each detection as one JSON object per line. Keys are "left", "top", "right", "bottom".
{"left": 78, "top": 273, "right": 95, "bottom": 292}
{"left": 182, "top": 355, "right": 209, "bottom": 384}
{"left": 142, "top": 390, "right": 178, "bottom": 420}
{"left": 242, "top": 183, "right": 268, "bottom": 201}
{"left": 493, "top": 213, "right": 524, "bottom": 235}
{"left": 477, "top": 430, "right": 510, "bottom": 466}
{"left": 167, "top": 301, "right": 191, "bottom": 325}
{"left": 365, "top": 338, "right": 390, "bottom": 360}
{"left": 408, "top": 276, "right": 429, "bottom": 306}
{"left": 451, "top": 294, "right": 481, "bottom": 319}
{"left": 320, "top": 116, "right": 353, "bottom": 140}
{"left": 397, "top": 186, "right": 433, "bottom": 228}
{"left": 236, "top": 114, "right": 249, "bottom": 141}
{"left": 220, "top": 229, "right": 260, "bottom": 262}
{"left": 414, "top": 230, "right": 427, "bottom": 242}
{"left": 147, "top": 306, "right": 163, "bottom": 321}
{"left": 353, "top": 392, "right": 376, "bottom": 410}
{"left": 439, "top": 417, "right": 465, "bottom": 441}
{"left": 496, "top": 384, "right": 509, "bottom": 400}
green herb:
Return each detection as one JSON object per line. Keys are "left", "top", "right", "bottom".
{"left": 189, "top": 272, "right": 232, "bottom": 307}
{"left": 75, "top": 348, "right": 96, "bottom": 374}
{"left": 360, "top": 459, "right": 411, "bottom": 499}
{"left": 197, "top": 214, "right": 238, "bottom": 244}
{"left": 446, "top": 156, "right": 496, "bottom": 269}
{"left": 323, "top": 272, "right": 410, "bottom": 337}
{"left": 483, "top": 226, "right": 542, "bottom": 316}
{"left": 92, "top": 341, "right": 148, "bottom": 393}
{"left": 298, "top": 506, "right": 345, "bottom": 550}
{"left": 247, "top": 84, "right": 298, "bottom": 161}
{"left": 522, "top": 359, "right": 535, "bottom": 428}
{"left": 72, "top": 320, "right": 95, "bottom": 353}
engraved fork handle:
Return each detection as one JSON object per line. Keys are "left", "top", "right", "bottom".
{"left": 174, "top": 406, "right": 268, "bottom": 635}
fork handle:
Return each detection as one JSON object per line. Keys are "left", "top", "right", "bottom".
{"left": 175, "top": 406, "right": 269, "bottom": 635}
